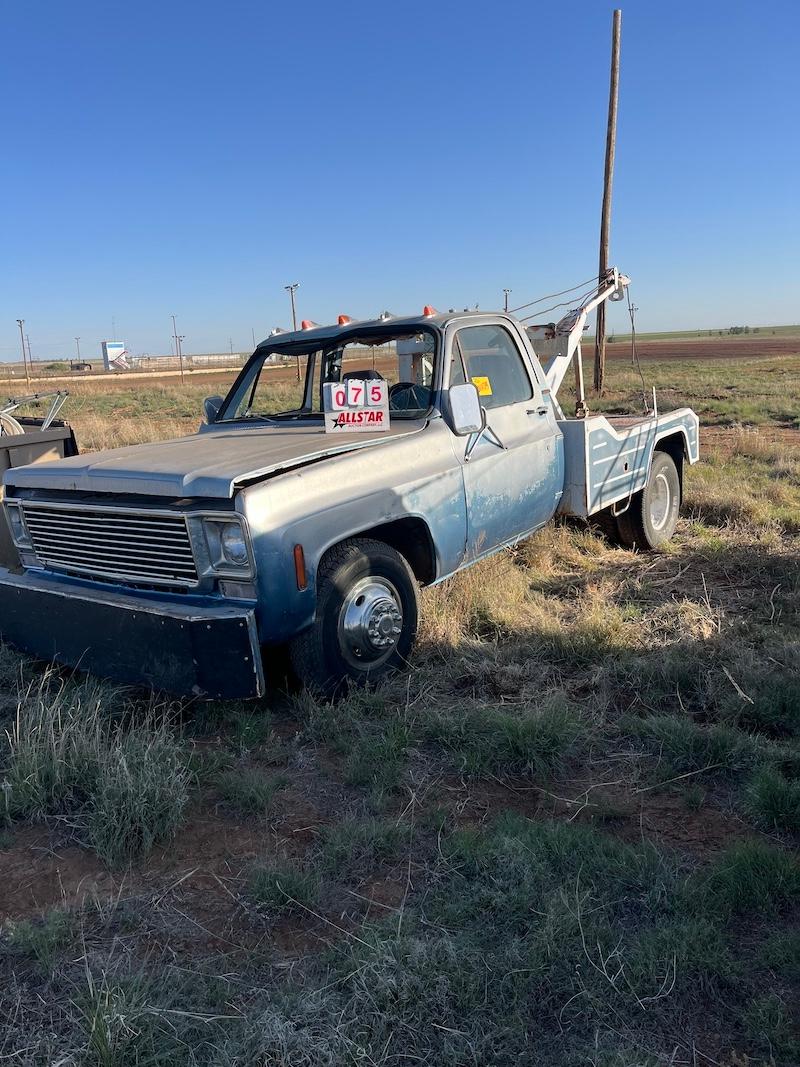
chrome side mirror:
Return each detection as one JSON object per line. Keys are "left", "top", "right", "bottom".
{"left": 203, "top": 395, "right": 223, "bottom": 423}
{"left": 449, "top": 382, "right": 485, "bottom": 436}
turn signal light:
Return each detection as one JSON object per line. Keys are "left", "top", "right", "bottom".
{"left": 293, "top": 544, "right": 307, "bottom": 590}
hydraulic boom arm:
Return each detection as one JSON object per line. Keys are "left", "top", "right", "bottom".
{"left": 525, "top": 269, "right": 630, "bottom": 418}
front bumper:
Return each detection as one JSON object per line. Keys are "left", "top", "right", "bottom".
{"left": 0, "top": 568, "right": 264, "bottom": 700}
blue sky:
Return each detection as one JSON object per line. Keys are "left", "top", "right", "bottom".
{"left": 2, "top": 0, "right": 798, "bottom": 360}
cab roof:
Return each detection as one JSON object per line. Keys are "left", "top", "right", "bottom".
{"left": 255, "top": 310, "right": 514, "bottom": 350}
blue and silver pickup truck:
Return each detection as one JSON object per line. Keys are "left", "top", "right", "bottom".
{"left": 0, "top": 271, "right": 698, "bottom": 698}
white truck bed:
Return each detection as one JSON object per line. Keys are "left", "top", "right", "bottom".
{"left": 555, "top": 408, "right": 700, "bottom": 518}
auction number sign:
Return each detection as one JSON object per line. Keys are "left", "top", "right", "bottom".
{"left": 323, "top": 379, "right": 390, "bottom": 433}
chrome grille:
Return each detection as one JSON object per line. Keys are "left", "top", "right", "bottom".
{"left": 21, "top": 503, "right": 198, "bottom": 587}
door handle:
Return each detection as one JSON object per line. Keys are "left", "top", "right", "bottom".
{"left": 527, "top": 407, "right": 549, "bottom": 416}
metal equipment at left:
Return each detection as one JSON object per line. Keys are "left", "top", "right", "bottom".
{"left": 0, "top": 391, "right": 79, "bottom": 568}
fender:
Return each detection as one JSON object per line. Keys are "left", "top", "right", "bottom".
{"left": 238, "top": 419, "right": 468, "bottom": 643}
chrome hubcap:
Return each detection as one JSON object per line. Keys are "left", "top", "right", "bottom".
{"left": 650, "top": 472, "right": 672, "bottom": 530}
{"left": 338, "top": 577, "right": 403, "bottom": 669}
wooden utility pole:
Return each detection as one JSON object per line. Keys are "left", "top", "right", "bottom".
{"left": 171, "top": 314, "right": 185, "bottom": 384}
{"left": 593, "top": 8, "right": 622, "bottom": 395}
{"left": 16, "top": 319, "right": 30, "bottom": 386}
{"left": 285, "top": 283, "right": 300, "bottom": 380}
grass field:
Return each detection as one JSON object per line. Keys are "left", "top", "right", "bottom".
{"left": 1, "top": 346, "right": 799, "bottom": 1065}
{"left": 595, "top": 323, "right": 800, "bottom": 343}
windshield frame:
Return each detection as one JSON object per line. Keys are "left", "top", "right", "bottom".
{"left": 215, "top": 322, "right": 441, "bottom": 425}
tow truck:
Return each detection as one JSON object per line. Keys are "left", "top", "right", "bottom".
{"left": 0, "top": 270, "right": 698, "bottom": 698}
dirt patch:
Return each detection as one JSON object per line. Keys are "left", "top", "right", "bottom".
{"left": 0, "top": 794, "right": 323, "bottom": 926}
{"left": 143, "top": 808, "right": 270, "bottom": 880}
{"left": 427, "top": 774, "right": 750, "bottom": 860}
{"left": 607, "top": 336, "right": 800, "bottom": 362}
{"left": 0, "top": 825, "right": 116, "bottom": 921}
{"left": 580, "top": 784, "right": 751, "bottom": 856}
{"left": 438, "top": 775, "right": 545, "bottom": 826}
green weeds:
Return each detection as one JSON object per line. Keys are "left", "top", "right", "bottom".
{"left": 744, "top": 765, "right": 800, "bottom": 832}
{"left": 696, "top": 839, "right": 800, "bottom": 918}
{"left": 424, "top": 700, "right": 581, "bottom": 778}
{"left": 3, "top": 677, "right": 189, "bottom": 865}
{"left": 249, "top": 859, "right": 319, "bottom": 913}
{"left": 215, "top": 767, "right": 287, "bottom": 815}
{"left": 343, "top": 719, "right": 410, "bottom": 794}
{"left": 5, "top": 907, "right": 76, "bottom": 971}
{"left": 86, "top": 730, "right": 189, "bottom": 866}
{"left": 623, "top": 714, "right": 758, "bottom": 777}
{"left": 320, "top": 816, "right": 410, "bottom": 875}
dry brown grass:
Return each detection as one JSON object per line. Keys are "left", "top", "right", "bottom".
{"left": 51, "top": 371, "right": 308, "bottom": 451}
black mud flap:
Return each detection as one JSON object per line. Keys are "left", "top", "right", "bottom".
{"left": 0, "top": 569, "right": 264, "bottom": 700}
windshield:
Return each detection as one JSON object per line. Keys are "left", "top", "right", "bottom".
{"left": 217, "top": 327, "right": 438, "bottom": 423}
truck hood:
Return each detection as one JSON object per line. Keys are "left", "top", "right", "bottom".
{"left": 3, "top": 421, "right": 424, "bottom": 499}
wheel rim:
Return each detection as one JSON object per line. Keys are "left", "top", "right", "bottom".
{"left": 338, "top": 576, "right": 403, "bottom": 670}
{"left": 649, "top": 471, "right": 672, "bottom": 530}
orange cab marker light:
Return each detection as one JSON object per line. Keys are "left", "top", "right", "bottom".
{"left": 338, "top": 314, "right": 352, "bottom": 326}
{"left": 293, "top": 544, "right": 307, "bottom": 590}
{"left": 300, "top": 319, "right": 315, "bottom": 330}
{"left": 423, "top": 305, "right": 438, "bottom": 317}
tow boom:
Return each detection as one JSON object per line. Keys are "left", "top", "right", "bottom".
{"left": 525, "top": 268, "right": 630, "bottom": 418}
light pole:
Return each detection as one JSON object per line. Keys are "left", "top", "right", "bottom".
{"left": 171, "top": 315, "right": 185, "bottom": 384}
{"left": 16, "top": 319, "right": 30, "bottom": 386}
{"left": 503, "top": 288, "right": 512, "bottom": 312}
{"left": 75, "top": 337, "right": 81, "bottom": 362}
{"left": 285, "top": 282, "right": 300, "bottom": 381}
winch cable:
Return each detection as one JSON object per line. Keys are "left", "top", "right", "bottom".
{"left": 519, "top": 287, "right": 599, "bottom": 322}
{"left": 519, "top": 282, "right": 604, "bottom": 323}
{"left": 626, "top": 286, "right": 650, "bottom": 414}
{"left": 510, "top": 274, "right": 600, "bottom": 316}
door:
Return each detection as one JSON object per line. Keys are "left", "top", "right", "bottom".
{"left": 450, "top": 322, "right": 561, "bottom": 560}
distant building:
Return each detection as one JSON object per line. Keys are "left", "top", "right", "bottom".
{"left": 101, "top": 341, "right": 129, "bottom": 371}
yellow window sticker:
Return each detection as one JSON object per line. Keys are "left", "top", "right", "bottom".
{"left": 471, "top": 376, "right": 492, "bottom": 396}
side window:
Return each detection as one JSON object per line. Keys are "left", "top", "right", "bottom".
{"left": 455, "top": 325, "right": 533, "bottom": 410}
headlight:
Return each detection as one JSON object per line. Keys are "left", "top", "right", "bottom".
{"left": 200, "top": 516, "right": 253, "bottom": 576}
{"left": 220, "top": 522, "right": 248, "bottom": 565}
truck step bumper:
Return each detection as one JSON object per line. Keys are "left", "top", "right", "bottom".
{"left": 0, "top": 569, "right": 264, "bottom": 700}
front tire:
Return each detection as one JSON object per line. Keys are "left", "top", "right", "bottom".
{"left": 616, "top": 451, "right": 681, "bottom": 550}
{"left": 289, "top": 538, "right": 419, "bottom": 696}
